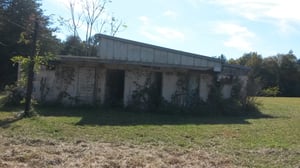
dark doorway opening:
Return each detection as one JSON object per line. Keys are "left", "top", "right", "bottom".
{"left": 105, "top": 69, "right": 125, "bottom": 107}
{"left": 151, "top": 72, "right": 162, "bottom": 107}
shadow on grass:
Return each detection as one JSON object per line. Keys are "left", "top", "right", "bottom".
{"left": 0, "top": 115, "right": 22, "bottom": 128}
{"left": 35, "top": 106, "right": 274, "bottom": 126}
{"left": 0, "top": 106, "right": 23, "bottom": 113}
{"left": 0, "top": 104, "right": 24, "bottom": 128}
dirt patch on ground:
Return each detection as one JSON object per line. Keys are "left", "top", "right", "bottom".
{"left": 0, "top": 135, "right": 233, "bottom": 168}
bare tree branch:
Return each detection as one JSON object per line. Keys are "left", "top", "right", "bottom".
{"left": 62, "top": 0, "right": 126, "bottom": 56}
{"left": 82, "top": 0, "right": 107, "bottom": 56}
{"left": 69, "top": 0, "right": 82, "bottom": 37}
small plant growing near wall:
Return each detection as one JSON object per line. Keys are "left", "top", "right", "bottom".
{"left": 4, "top": 54, "right": 56, "bottom": 106}
{"left": 0, "top": 84, "right": 24, "bottom": 107}
{"left": 11, "top": 54, "right": 56, "bottom": 86}
{"left": 53, "top": 66, "right": 80, "bottom": 105}
{"left": 128, "top": 70, "right": 258, "bottom": 116}
{"left": 129, "top": 76, "right": 160, "bottom": 111}
{"left": 167, "top": 73, "right": 205, "bottom": 114}
{"left": 209, "top": 74, "right": 259, "bottom": 116}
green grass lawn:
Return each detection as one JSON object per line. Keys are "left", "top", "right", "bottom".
{"left": 0, "top": 97, "right": 299, "bottom": 167}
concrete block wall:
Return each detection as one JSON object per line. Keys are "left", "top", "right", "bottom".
{"left": 221, "top": 84, "right": 232, "bottom": 99}
{"left": 77, "top": 67, "right": 96, "bottom": 103}
{"left": 199, "top": 74, "right": 213, "bottom": 101}
{"left": 162, "top": 72, "right": 178, "bottom": 102}
{"left": 95, "top": 67, "right": 106, "bottom": 104}
{"left": 123, "top": 69, "right": 149, "bottom": 105}
{"left": 32, "top": 63, "right": 239, "bottom": 106}
{"left": 33, "top": 66, "right": 57, "bottom": 102}
{"left": 239, "top": 75, "right": 249, "bottom": 98}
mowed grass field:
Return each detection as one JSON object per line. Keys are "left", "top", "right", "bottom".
{"left": 0, "top": 97, "right": 299, "bottom": 167}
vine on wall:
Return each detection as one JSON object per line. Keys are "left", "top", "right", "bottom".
{"left": 208, "top": 74, "right": 259, "bottom": 116}
{"left": 54, "top": 66, "right": 79, "bottom": 105}
{"left": 129, "top": 72, "right": 163, "bottom": 111}
{"left": 128, "top": 70, "right": 258, "bottom": 116}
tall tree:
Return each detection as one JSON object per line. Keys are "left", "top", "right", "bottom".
{"left": 277, "top": 51, "right": 300, "bottom": 96}
{"left": 60, "top": 35, "right": 85, "bottom": 56}
{"left": 23, "top": 17, "right": 38, "bottom": 117}
{"left": 0, "top": 0, "right": 61, "bottom": 89}
{"left": 230, "top": 51, "right": 300, "bottom": 97}
{"left": 0, "top": 0, "right": 38, "bottom": 89}
{"left": 259, "top": 51, "right": 300, "bottom": 96}
{"left": 260, "top": 56, "right": 280, "bottom": 88}
{"left": 229, "top": 52, "right": 263, "bottom": 96}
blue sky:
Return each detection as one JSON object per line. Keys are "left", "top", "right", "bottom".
{"left": 41, "top": 0, "right": 300, "bottom": 59}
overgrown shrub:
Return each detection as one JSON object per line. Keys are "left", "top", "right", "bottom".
{"left": 219, "top": 97, "right": 260, "bottom": 116}
{"left": 0, "top": 84, "right": 25, "bottom": 107}
{"left": 128, "top": 76, "right": 163, "bottom": 112}
{"left": 218, "top": 77, "right": 260, "bottom": 116}
{"left": 128, "top": 72, "right": 260, "bottom": 116}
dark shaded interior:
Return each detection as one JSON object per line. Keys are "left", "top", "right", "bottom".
{"left": 151, "top": 72, "right": 163, "bottom": 107}
{"left": 105, "top": 69, "right": 125, "bottom": 107}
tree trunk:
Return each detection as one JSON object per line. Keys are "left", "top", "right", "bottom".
{"left": 24, "top": 19, "right": 38, "bottom": 117}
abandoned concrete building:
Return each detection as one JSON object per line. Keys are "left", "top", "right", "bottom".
{"left": 31, "top": 34, "right": 249, "bottom": 106}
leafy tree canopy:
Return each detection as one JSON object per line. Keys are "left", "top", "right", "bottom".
{"left": 0, "top": 0, "right": 61, "bottom": 89}
{"left": 229, "top": 51, "right": 300, "bottom": 97}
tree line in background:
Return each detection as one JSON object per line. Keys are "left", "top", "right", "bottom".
{"left": 228, "top": 51, "right": 300, "bottom": 97}
{"left": 1, "top": 0, "right": 300, "bottom": 97}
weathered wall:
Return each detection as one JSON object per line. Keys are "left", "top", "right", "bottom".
{"left": 57, "top": 66, "right": 78, "bottom": 104}
{"left": 162, "top": 72, "right": 178, "bottom": 102}
{"left": 95, "top": 67, "right": 106, "bottom": 104}
{"left": 33, "top": 64, "right": 96, "bottom": 105}
{"left": 199, "top": 74, "right": 212, "bottom": 101}
{"left": 35, "top": 35, "right": 249, "bottom": 106}
{"left": 221, "top": 84, "right": 232, "bottom": 99}
{"left": 239, "top": 75, "right": 248, "bottom": 98}
{"left": 188, "top": 72, "right": 200, "bottom": 93}
{"left": 32, "top": 62, "right": 246, "bottom": 106}
{"left": 33, "top": 66, "right": 58, "bottom": 102}
{"left": 123, "top": 68, "right": 149, "bottom": 105}
{"left": 77, "top": 67, "right": 95, "bottom": 103}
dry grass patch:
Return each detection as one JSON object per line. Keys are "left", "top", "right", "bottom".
{"left": 0, "top": 135, "right": 233, "bottom": 168}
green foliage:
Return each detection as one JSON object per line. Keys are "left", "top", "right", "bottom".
{"left": 129, "top": 75, "right": 163, "bottom": 112}
{"left": 0, "top": 84, "right": 25, "bottom": 107}
{"left": 128, "top": 71, "right": 259, "bottom": 116}
{"left": 161, "top": 73, "right": 209, "bottom": 114}
{"left": 0, "top": 0, "right": 61, "bottom": 90}
{"left": 229, "top": 51, "right": 300, "bottom": 97}
{"left": 60, "top": 36, "right": 85, "bottom": 56}
{"left": 260, "top": 86, "right": 280, "bottom": 97}
{"left": 10, "top": 54, "right": 56, "bottom": 87}
{"left": 229, "top": 52, "right": 263, "bottom": 96}
{"left": 207, "top": 75, "right": 260, "bottom": 116}
{"left": 2, "top": 54, "right": 56, "bottom": 107}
